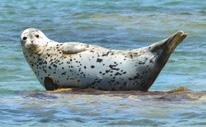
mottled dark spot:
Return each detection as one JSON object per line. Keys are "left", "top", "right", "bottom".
{"left": 53, "top": 64, "right": 57, "bottom": 68}
{"left": 130, "top": 54, "right": 133, "bottom": 59}
{"left": 150, "top": 59, "right": 154, "bottom": 63}
{"left": 109, "top": 64, "right": 119, "bottom": 71}
{"left": 105, "top": 70, "right": 110, "bottom": 73}
{"left": 91, "top": 65, "right": 95, "bottom": 68}
{"left": 134, "top": 74, "right": 140, "bottom": 79}
{"left": 115, "top": 72, "right": 121, "bottom": 76}
{"left": 96, "top": 58, "right": 103, "bottom": 62}
{"left": 102, "top": 51, "right": 110, "bottom": 56}
{"left": 43, "top": 68, "right": 47, "bottom": 73}
{"left": 128, "top": 77, "right": 132, "bottom": 80}
{"left": 61, "top": 72, "right": 66, "bottom": 75}
{"left": 138, "top": 61, "right": 145, "bottom": 64}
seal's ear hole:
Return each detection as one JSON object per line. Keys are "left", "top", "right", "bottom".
{"left": 23, "top": 37, "right": 27, "bottom": 40}
{"left": 35, "top": 34, "right": 39, "bottom": 38}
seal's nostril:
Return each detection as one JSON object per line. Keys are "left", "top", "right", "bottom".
{"left": 23, "top": 37, "right": 27, "bottom": 40}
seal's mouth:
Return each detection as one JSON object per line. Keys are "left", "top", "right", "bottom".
{"left": 27, "top": 44, "right": 38, "bottom": 50}
{"left": 21, "top": 41, "right": 41, "bottom": 53}
{"left": 22, "top": 40, "right": 36, "bottom": 49}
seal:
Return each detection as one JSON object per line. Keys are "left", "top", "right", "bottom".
{"left": 20, "top": 28, "right": 187, "bottom": 91}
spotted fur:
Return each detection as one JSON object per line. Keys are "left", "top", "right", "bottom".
{"left": 21, "top": 28, "right": 187, "bottom": 91}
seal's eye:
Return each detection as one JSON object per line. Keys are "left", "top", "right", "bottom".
{"left": 35, "top": 34, "right": 39, "bottom": 38}
{"left": 23, "top": 37, "right": 27, "bottom": 40}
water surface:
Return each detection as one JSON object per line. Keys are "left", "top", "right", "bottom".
{"left": 1, "top": 0, "right": 206, "bottom": 126}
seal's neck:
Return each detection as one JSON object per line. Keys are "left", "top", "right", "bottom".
{"left": 22, "top": 41, "right": 60, "bottom": 66}
{"left": 22, "top": 47, "right": 43, "bottom": 67}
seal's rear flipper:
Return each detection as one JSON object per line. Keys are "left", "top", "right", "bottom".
{"left": 149, "top": 31, "right": 187, "bottom": 54}
{"left": 141, "top": 31, "right": 187, "bottom": 91}
{"left": 150, "top": 31, "right": 187, "bottom": 68}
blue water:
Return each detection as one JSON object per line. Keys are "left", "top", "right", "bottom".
{"left": 1, "top": 0, "right": 206, "bottom": 126}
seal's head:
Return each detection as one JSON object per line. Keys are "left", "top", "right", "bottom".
{"left": 21, "top": 28, "right": 49, "bottom": 53}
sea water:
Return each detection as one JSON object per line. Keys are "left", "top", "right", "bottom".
{"left": 1, "top": 0, "right": 206, "bottom": 126}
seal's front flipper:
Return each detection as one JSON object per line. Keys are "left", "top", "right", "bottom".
{"left": 44, "top": 77, "right": 58, "bottom": 91}
{"left": 149, "top": 31, "right": 187, "bottom": 54}
{"left": 62, "top": 42, "right": 88, "bottom": 54}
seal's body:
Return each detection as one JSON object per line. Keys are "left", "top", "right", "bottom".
{"left": 21, "top": 28, "right": 187, "bottom": 91}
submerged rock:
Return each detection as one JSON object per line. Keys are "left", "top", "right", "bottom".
{"left": 47, "top": 86, "right": 206, "bottom": 102}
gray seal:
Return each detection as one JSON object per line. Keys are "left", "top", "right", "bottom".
{"left": 20, "top": 28, "right": 187, "bottom": 91}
